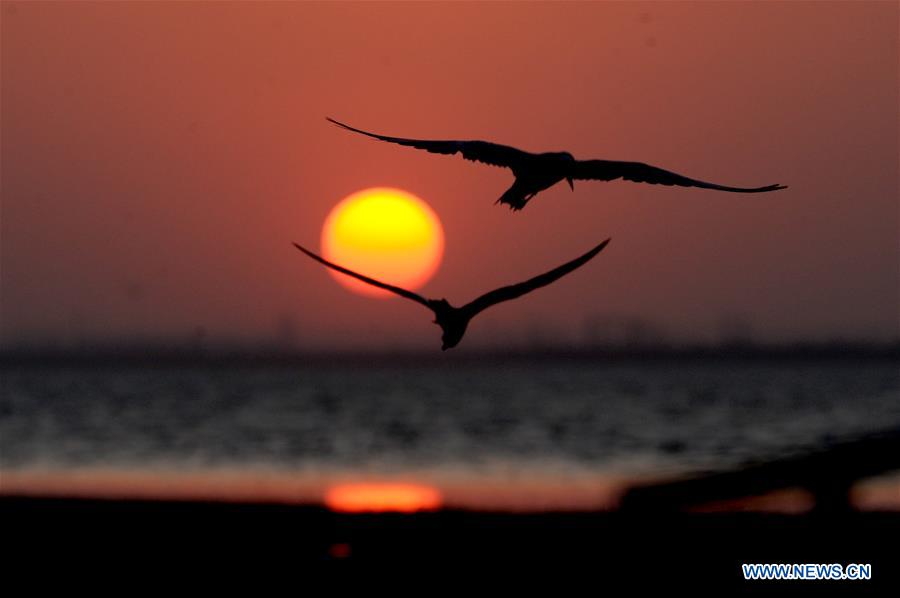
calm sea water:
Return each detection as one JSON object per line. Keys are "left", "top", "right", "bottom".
{"left": 3, "top": 358, "right": 898, "bottom": 483}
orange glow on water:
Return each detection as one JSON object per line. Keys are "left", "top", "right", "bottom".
{"left": 324, "top": 483, "right": 443, "bottom": 513}
{"left": 321, "top": 188, "right": 444, "bottom": 298}
{"left": 2, "top": 468, "right": 899, "bottom": 512}
{"left": 328, "top": 543, "right": 352, "bottom": 559}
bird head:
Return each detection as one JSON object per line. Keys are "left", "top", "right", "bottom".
{"left": 558, "top": 152, "right": 576, "bottom": 190}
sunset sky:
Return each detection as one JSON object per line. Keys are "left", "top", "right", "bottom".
{"left": 2, "top": 1, "right": 897, "bottom": 350}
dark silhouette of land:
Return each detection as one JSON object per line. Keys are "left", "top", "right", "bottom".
{"left": 623, "top": 427, "right": 900, "bottom": 513}
{"left": 2, "top": 340, "right": 897, "bottom": 370}
{"left": 1, "top": 339, "right": 897, "bottom": 368}
{"left": 293, "top": 240, "right": 609, "bottom": 350}
{"left": 327, "top": 117, "right": 787, "bottom": 211}
{"left": 3, "top": 498, "right": 898, "bottom": 589}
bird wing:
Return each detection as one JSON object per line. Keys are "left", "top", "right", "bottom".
{"left": 292, "top": 243, "right": 431, "bottom": 308}
{"left": 327, "top": 118, "right": 530, "bottom": 170}
{"left": 464, "top": 239, "right": 611, "bottom": 317}
{"left": 569, "top": 159, "right": 786, "bottom": 193}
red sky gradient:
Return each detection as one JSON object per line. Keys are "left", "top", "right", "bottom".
{"left": 2, "top": 1, "right": 897, "bottom": 351}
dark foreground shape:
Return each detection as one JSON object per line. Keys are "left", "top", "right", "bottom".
{"left": 3, "top": 496, "right": 898, "bottom": 590}
{"left": 622, "top": 428, "right": 900, "bottom": 513}
{"left": 328, "top": 117, "right": 787, "bottom": 210}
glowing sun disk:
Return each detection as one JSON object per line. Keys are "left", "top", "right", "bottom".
{"left": 322, "top": 188, "right": 444, "bottom": 297}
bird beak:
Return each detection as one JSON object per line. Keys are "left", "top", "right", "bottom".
{"left": 567, "top": 177, "right": 574, "bottom": 191}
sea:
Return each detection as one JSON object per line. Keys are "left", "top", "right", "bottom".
{"left": 2, "top": 355, "right": 899, "bottom": 510}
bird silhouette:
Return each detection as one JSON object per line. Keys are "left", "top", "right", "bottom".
{"left": 293, "top": 239, "right": 610, "bottom": 350}
{"left": 327, "top": 118, "right": 787, "bottom": 211}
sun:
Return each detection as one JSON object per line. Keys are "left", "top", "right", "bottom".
{"left": 322, "top": 187, "right": 444, "bottom": 298}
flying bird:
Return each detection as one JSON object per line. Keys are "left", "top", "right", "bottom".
{"left": 327, "top": 117, "right": 787, "bottom": 211}
{"left": 293, "top": 239, "right": 610, "bottom": 350}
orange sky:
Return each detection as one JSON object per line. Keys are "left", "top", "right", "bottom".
{"left": 2, "top": 1, "right": 897, "bottom": 350}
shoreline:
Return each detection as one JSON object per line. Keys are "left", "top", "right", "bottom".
{"left": 2, "top": 341, "right": 898, "bottom": 368}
